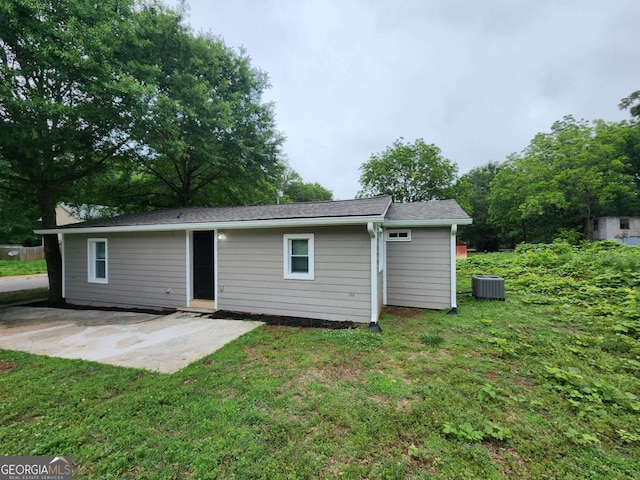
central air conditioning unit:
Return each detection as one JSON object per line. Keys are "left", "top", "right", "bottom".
{"left": 472, "top": 275, "right": 505, "bottom": 301}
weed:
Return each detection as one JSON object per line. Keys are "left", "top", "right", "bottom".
{"left": 420, "top": 334, "right": 445, "bottom": 347}
{"left": 442, "top": 422, "right": 512, "bottom": 443}
{"left": 564, "top": 428, "right": 600, "bottom": 446}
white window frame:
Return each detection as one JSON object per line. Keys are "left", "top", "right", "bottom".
{"left": 88, "top": 238, "right": 108, "bottom": 284}
{"left": 283, "top": 233, "right": 315, "bottom": 280}
{"left": 386, "top": 229, "right": 411, "bottom": 242}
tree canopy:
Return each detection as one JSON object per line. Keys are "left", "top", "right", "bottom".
{"left": 0, "top": 0, "right": 149, "bottom": 302}
{"left": 357, "top": 138, "right": 458, "bottom": 202}
{"left": 277, "top": 167, "right": 333, "bottom": 203}
{"left": 488, "top": 116, "right": 638, "bottom": 244}
{"left": 0, "top": 0, "right": 296, "bottom": 302}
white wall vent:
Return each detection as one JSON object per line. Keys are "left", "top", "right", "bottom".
{"left": 472, "top": 275, "right": 505, "bottom": 301}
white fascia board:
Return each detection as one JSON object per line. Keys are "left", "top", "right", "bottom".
{"left": 382, "top": 218, "right": 473, "bottom": 228}
{"left": 35, "top": 215, "right": 386, "bottom": 235}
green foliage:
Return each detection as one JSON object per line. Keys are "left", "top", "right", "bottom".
{"left": 357, "top": 137, "right": 458, "bottom": 202}
{"left": 0, "top": 196, "right": 40, "bottom": 245}
{"left": 122, "top": 9, "right": 284, "bottom": 208}
{"left": 277, "top": 167, "right": 333, "bottom": 203}
{"left": 457, "top": 162, "right": 502, "bottom": 250}
{"left": 488, "top": 117, "right": 639, "bottom": 244}
{"left": 461, "top": 242, "right": 640, "bottom": 343}
{"left": 442, "top": 422, "right": 512, "bottom": 443}
{"left": 564, "top": 428, "right": 601, "bottom": 446}
{"left": 542, "top": 365, "right": 640, "bottom": 416}
{"left": 619, "top": 90, "right": 640, "bottom": 119}
{"left": 283, "top": 181, "right": 333, "bottom": 203}
{"left": 419, "top": 334, "right": 445, "bottom": 347}
{"left": 0, "top": 260, "right": 46, "bottom": 277}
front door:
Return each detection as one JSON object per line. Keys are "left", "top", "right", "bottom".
{"left": 193, "top": 231, "right": 214, "bottom": 300}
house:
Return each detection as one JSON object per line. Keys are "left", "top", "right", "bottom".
{"left": 56, "top": 203, "right": 111, "bottom": 226}
{"left": 35, "top": 197, "right": 472, "bottom": 326}
{"left": 593, "top": 216, "right": 640, "bottom": 246}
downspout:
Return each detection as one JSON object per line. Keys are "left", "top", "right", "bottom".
{"left": 448, "top": 224, "right": 458, "bottom": 315}
{"left": 185, "top": 231, "right": 191, "bottom": 308}
{"left": 381, "top": 226, "right": 387, "bottom": 305}
{"left": 368, "top": 222, "right": 382, "bottom": 333}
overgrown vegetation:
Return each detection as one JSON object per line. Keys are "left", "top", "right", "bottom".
{"left": 1, "top": 243, "right": 639, "bottom": 478}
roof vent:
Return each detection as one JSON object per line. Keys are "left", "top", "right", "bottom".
{"left": 472, "top": 275, "right": 505, "bottom": 301}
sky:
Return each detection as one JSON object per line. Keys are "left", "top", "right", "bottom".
{"left": 169, "top": 0, "right": 640, "bottom": 200}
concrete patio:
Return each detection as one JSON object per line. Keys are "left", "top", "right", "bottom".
{"left": 0, "top": 306, "right": 263, "bottom": 373}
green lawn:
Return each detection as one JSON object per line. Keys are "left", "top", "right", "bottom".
{"left": 1, "top": 242, "right": 638, "bottom": 478}
{"left": 0, "top": 259, "right": 47, "bottom": 277}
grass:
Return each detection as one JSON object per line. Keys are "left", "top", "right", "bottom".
{"left": 1, "top": 242, "right": 639, "bottom": 478}
{"left": 0, "top": 259, "right": 47, "bottom": 277}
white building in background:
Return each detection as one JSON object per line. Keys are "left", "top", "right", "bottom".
{"left": 593, "top": 217, "right": 640, "bottom": 246}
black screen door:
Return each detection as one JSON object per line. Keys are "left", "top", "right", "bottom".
{"left": 193, "top": 231, "right": 214, "bottom": 300}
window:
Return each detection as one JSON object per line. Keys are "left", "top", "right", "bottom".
{"left": 88, "top": 238, "right": 108, "bottom": 283}
{"left": 386, "top": 229, "right": 411, "bottom": 241}
{"left": 620, "top": 217, "right": 630, "bottom": 230}
{"left": 284, "top": 234, "right": 314, "bottom": 280}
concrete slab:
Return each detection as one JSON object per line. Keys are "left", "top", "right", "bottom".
{"left": 0, "top": 307, "right": 263, "bottom": 373}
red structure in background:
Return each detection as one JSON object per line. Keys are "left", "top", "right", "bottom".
{"left": 456, "top": 240, "right": 468, "bottom": 259}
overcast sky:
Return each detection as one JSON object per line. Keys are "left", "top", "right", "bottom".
{"left": 170, "top": 0, "right": 639, "bottom": 200}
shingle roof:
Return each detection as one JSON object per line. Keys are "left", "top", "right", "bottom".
{"left": 59, "top": 196, "right": 393, "bottom": 229}
{"left": 385, "top": 200, "right": 471, "bottom": 222}
{"left": 41, "top": 197, "right": 472, "bottom": 233}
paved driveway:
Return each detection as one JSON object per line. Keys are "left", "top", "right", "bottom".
{"left": 0, "top": 307, "right": 263, "bottom": 373}
{"left": 0, "top": 274, "right": 49, "bottom": 292}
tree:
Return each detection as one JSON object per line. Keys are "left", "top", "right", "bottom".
{"left": 284, "top": 181, "right": 333, "bottom": 203}
{"left": 489, "top": 116, "right": 638, "bottom": 244}
{"left": 0, "top": 0, "right": 147, "bottom": 303}
{"left": 618, "top": 91, "right": 640, "bottom": 192}
{"left": 457, "top": 162, "right": 502, "bottom": 251}
{"left": 357, "top": 138, "right": 458, "bottom": 202}
{"left": 0, "top": 193, "right": 40, "bottom": 245}
{"left": 619, "top": 90, "right": 640, "bottom": 119}
{"left": 125, "top": 6, "right": 283, "bottom": 209}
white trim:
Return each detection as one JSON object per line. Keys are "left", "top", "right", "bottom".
{"left": 87, "top": 238, "right": 108, "bottom": 284}
{"left": 283, "top": 233, "right": 315, "bottom": 280}
{"left": 450, "top": 224, "right": 458, "bottom": 309}
{"left": 185, "top": 231, "right": 191, "bottom": 308}
{"left": 368, "top": 222, "right": 379, "bottom": 324}
{"left": 61, "top": 234, "right": 66, "bottom": 299}
{"left": 386, "top": 229, "right": 412, "bottom": 242}
{"left": 383, "top": 218, "right": 473, "bottom": 227}
{"left": 214, "top": 229, "right": 219, "bottom": 309}
{"left": 35, "top": 215, "right": 387, "bottom": 235}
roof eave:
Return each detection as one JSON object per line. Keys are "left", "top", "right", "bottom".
{"left": 35, "top": 214, "right": 387, "bottom": 235}
{"left": 383, "top": 218, "right": 473, "bottom": 227}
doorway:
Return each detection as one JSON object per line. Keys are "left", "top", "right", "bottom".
{"left": 193, "top": 231, "right": 215, "bottom": 300}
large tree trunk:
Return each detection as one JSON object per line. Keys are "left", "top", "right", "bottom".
{"left": 38, "top": 188, "right": 64, "bottom": 305}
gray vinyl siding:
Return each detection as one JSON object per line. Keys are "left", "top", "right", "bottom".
{"left": 64, "top": 231, "right": 186, "bottom": 309}
{"left": 217, "top": 226, "right": 371, "bottom": 322}
{"left": 386, "top": 228, "right": 451, "bottom": 309}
